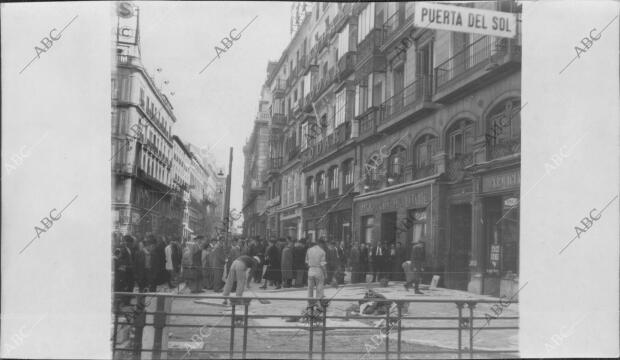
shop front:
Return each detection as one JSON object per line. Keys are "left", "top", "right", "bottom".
{"left": 303, "top": 196, "right": 352, "bottom": 244}
{"left": 279, "top": 205, "right": 302, "bottom": 240}
{"left": 469, "top": 165, "right": 520, "bottom": 298}
{"left": 353, "top": 181, "right": 441, "bottom": 273}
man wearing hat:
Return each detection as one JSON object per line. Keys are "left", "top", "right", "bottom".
{"left": 222, "top": 255, "right": 260, "bottom": 305}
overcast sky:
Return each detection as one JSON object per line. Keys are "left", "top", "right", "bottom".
{"left": 135, "top": 1, "right": 291, "bottom": 212}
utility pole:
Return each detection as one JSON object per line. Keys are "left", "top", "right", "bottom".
{"left": 223, "top": 147, "right": 233, "bottom": 247}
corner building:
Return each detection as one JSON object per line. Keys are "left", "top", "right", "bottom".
{"left": 245, "top": 1, "right": 521, "bottom": 297}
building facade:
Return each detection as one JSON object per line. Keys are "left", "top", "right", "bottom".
{"left": 112, "top": 2, "right": 226, "bottom": 243}
{"left": 243, "top": 1, "right": 521, "bottom": 297}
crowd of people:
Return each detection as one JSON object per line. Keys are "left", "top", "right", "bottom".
{"left": 113, "top": 233, "right": 428, "bottom": 306}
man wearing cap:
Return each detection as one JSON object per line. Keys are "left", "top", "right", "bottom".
{"left": 222, "top": 255, "right": 260, "bottom": 305}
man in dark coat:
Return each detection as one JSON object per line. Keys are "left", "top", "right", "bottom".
{"left": 336, "top": 241, "right": 346, "bottom": 284}
{"left": 359, "top": 242, "right": 369, "bottom": 283}
{"left": 371, "top": 241, "right": 387, "bottom": 282}
{"left": 349, "top": 242, "right": 361, "bottom": 283}
{"left": 403, "top": 241, "right": 426, "bottom": 294}
{"left": 261, "top": 238, "right": 282, "bottom": 289}
{"left": 281, "top": 239, "right": 294, "bottom": 288}
{"left": 118, "top": 235, "right": 136, "bottom": 304}
{"left": 292, "top": 239, "right": 307, "bottom": 287}
{"left": 325, "top": 241, "right": 339, "bottom": 285}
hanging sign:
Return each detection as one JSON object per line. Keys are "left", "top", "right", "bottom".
{"left": 414, "top": 3, "right": 517, "bottom": 38}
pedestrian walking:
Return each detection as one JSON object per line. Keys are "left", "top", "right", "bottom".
{"left": 403, "top": 241, "right": 426, "bottom": 294}
{"left": 292, "top": 239, "right": 306, "bottom": 287}
{"left": 222, "top": 255, "right": 260, "bottom": 305}
{"left": 202, "top": 241, "right": 213, "bottom": 290}
{"left": 228, "top": 238, "right": 241, "bottom": 274}
{"left": 281, "top": 239, "right": 294, "bottom": 288}
{"left": 306, "top": 239, "right": 326, "bottom": 306}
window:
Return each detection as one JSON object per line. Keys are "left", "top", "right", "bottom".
{"left": 316, "top": 172, "right": 326, "bottom": 197}
{"left": 306, "top": 176, "right": 315, "bottom": 202}
{"left": 357, "top": 3, "right": 376, "bottom": 43}
{"left": 335, "top": 90, "right": 347, "bottom": 127}
{"left": 361, "top": 216, "right": 374, "bottom": 245}
{"left": 487, "top": 99, "right": 521, "bottom": 145}
{"left": 301, "top": 122, "right": 308, "bottom": 149}
{"left": 337, "top": 25, "right": 350, "bottom": 59}
{"left": 372, "top": 81, "right": 383, "bottom": 107}
{"left": 328, "top": 166, "right": 339, "bottom": 192}
{"left": 447, "top": 120, "right": 474, "bottom": 158}
{"left": 342, "top": 159, "right": 354, "bottom": 187}
{"left": 111, "top": 78, "right": 117, "bottom": 99}
{"left": 414, "top": 135, "right": 438, "bottom": 168}
{"left": 388, "top": 146, "right": 406, "bottom": 178}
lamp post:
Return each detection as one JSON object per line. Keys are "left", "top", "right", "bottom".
{"left": 223, "top": 147, "right": 233, "bottom": 247}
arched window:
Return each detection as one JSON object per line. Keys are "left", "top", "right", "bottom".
{"left": 387, "top": 145, "right": 406, "bottom": 184}
{"left": 487, "top": 98, "right": 521, "bottom": 145}
{"left": 446, "top": 119, "right": 474, "bottom": 158}
{"left": 414, "top": 134, "right": 438, "bottom": 168}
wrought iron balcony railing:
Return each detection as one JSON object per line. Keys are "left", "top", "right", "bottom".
{"left": 434, "top": 35, "right": 521, "bottom": 92}
{"left": 488, "top": 137, "right": 520, "bottom": 160}
{"left": 358, "top": 106, "right": 379, "bottom": 136}
{"left": 379, "top": 74, "right": 432, "bottom": 126}
{"left": 337, "top": 51, "right": 356, "bottom": 81}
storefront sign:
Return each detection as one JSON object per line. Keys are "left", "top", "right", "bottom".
{"left": 414, "top": 3, "right": 517, "bottom": 38}
{"left": 357, "top": 187, "right": 431, "bottom": 216}
{"left": 482, "top": 169, "right": 520, "bottom": 193}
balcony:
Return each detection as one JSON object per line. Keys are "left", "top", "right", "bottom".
{"left": 334, "top": 121, "right": 352, "bottom": 145}
{"left": 306, "top": 194, "right": 314, "bottom": 205}
{"left": 317, "top": 190, "right": 326, "bottom": 202}
{"left": 113, "top": 163, "right": 137, "bottom": 177}
{"left": 298, "top": 55, "right": 307, "bottom": 76}
{"left": 272, "top": 113, "right": 286, "bottom": 126}
{"left": 303, "top": 92, "right": 313, "bottom": 112}
{"left": 378, "top": 74, "right": 433, "bottom": 128}
{"left": 357, "top": 106, "right": 380, "bottom": 137}
{"left": 434, "top": 35, "right": 521, "bottom": 103}
{"left": 445, "top": 153, "right": 474, "bottom": 182}
{"left": 300, "top": 133, "right": 337, "bottom": 167}
{"left": 312, "top": 67, "right": 337, "bottom": 101}
{"left": 273, "top": 79, "right": 286, "bottom": 98}
{"left": 268, "top": 157, "right": 283, "bottom": 173}
{"left": 356, "top": 28, "right": 386, "bottom": 75}
{"left": 382, "top": 6, "right": 415, "bottom": 47}
{"left": 337, "top": 52, "right": 356, "bottom": 82}
{"left": 488, "top": 137, "right": 520, "bottom": 161}
{"left": 411, "top": 163, "right": 438, "bottom": 181}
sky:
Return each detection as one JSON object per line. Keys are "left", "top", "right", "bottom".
{"left": 135, "top": 1, "right": 291, "bottom": 213}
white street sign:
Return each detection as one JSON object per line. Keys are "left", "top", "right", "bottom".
{"left": 414, "top": 3, "right": 517, "bottom": 38}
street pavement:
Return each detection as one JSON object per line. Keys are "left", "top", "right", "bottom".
{"left": 127, "top": 281, "right": 518, "bottom": 359}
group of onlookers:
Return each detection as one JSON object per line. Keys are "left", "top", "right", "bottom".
{"left": 114, "top": 232, "right": 428, "bottom": 306}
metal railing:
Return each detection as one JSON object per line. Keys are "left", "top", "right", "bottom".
{"left": 434, "top": 36, "right": 520, "bottom": 91}
{"left": 112, "top": 292, "right": 519, "bottom": 359}
{"left": 379, "top": 75, "right": 431, "bottom": 126}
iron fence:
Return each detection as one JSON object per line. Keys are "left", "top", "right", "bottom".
{"left": 112, "top": 291, "right": 518, "bottom": 360}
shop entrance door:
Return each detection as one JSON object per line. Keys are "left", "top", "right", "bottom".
{"left": 448, "top": 204, "right": 472, "bottom": 290}
{"left": 381, "top": 212, "right": 397, "bottom": 246}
